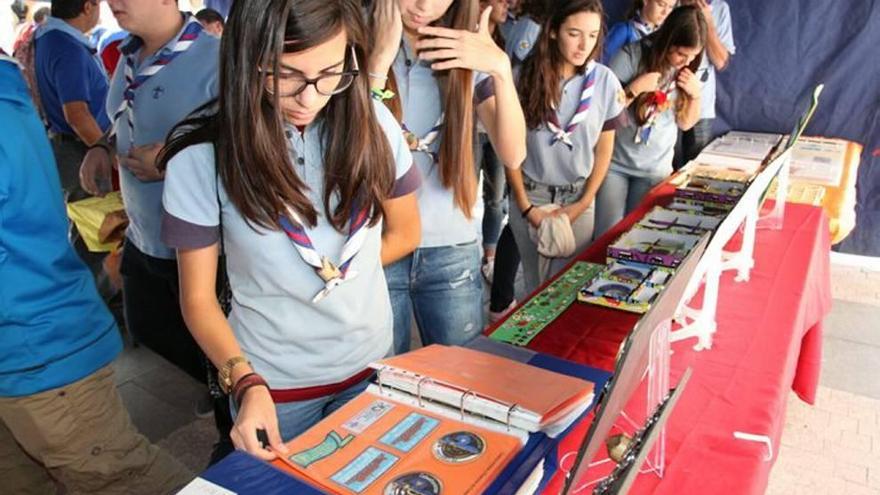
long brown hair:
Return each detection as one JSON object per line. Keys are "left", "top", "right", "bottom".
{"left": 517, "top": 0, "right": 605, "bottom": 130}
{"left": 159, "top": 0, "right": 394, "bottom": 231}
{"left": 639, "top": 5, "right": 706, "bottom": 75}
{"left": 373, "top": 0, "right": 480, "bottom": 218}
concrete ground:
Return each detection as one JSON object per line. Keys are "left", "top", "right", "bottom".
{"left": 113, "top": 252, "right": 880, "bottom": 492}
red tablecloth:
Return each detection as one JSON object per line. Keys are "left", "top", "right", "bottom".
{"left": 489, "top": 182, "right": 832, "bottom": 495}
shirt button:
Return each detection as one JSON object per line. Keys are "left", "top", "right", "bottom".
{"left": 405, "top": 59, "right": 412, "bottom": 67}
{"left": 297, "top": 157, "right": 305, "bottom": 165}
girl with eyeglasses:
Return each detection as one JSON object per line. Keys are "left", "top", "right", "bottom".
{"left": 593, "top": 5, "right": 707, "bottom": 238}
{"left": 370, "top": 0, "right": 526, "bottom": 354}
{"left": 158, "top": 0, "right": 421, "bottom": 459}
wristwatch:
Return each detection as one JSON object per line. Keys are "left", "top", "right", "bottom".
{"left": 218, "top": 356, "right": 250, "bottom": 394}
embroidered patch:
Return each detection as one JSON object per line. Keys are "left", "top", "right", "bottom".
{"left": 379, "top": 413, "right": 439, "bottom": 453}
{"left": 342, "top": 400, "right": 395, "bottom": 435}
{"left": 289, "top": 430, "right": 353, "bottom": 467}
{"left": 330, "top": 447, "right": 398, "bottom": 493}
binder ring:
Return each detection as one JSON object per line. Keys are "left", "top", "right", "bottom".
{"left": 416, "top": 376, "right": 433, "bottom": 407}
{"left": 505, "top": 403, "right": 520, "bottom": 431}
{"left": 376, "top": 366, "right": 388, "bottom": 396}
{"left": 460, "top": 390, "right": 478, "bottom": 421}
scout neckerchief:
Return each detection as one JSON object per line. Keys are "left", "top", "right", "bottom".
{"left": 397, "top": 39, "right": 445, "bottom": 161}
{"left": 546, "top": 61, "right": 597, "bottom": 149}
{"left": 112, "top": 16, "right": 203, "bottom": 147}
{"left": 402, "top": 113, "right": 444, "bottom": 158}
{"left": 634, "top": 72, "right": 676, "bottom": 145}
{"left": 631, "top": 11, "right": 655, "bottom": 38}
{"left": 279, "top": 198, "right": 372, "bottom": 303}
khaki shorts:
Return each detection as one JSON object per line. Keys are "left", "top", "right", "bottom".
{"left": 0, "top": 365, "right": 194, "bottom": 495}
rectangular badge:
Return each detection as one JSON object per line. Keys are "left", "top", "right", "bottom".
{"left": 342, "top": 399, "right": 395, "bottom": 435}
{"left": 379, "top": 412, "right": 439, "bottom": 453}
{"left": 330, "top": 447, "right": 398, "bottom": 493}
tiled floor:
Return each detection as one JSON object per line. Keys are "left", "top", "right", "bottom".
{"left": 116, "top": 256, "right": 880, "bottom": 492}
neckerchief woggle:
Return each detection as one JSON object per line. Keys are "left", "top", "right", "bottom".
{"left": 112, "top": 16, "right": 203, "bottom": 147}
{"left": 634, "top": 73, "right": 676, "bottom": 145}
{"left": 547, "top": 61, "right": 597, "bottom": 149}
{"left": 403, "top": 113, "right": 444, "bottom": 160}
{"left": 279, "top": 198, "right": 371, "bottom": 303}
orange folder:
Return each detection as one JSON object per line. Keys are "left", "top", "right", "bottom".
{"left": 373, "top": 345, "right": 594, "bottom": 429}
{"left": 272, "top": 390, "right": 523, "bottom": 495}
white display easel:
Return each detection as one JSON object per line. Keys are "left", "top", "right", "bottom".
{"left": 671, "top": 148, "right": 791, "bottom": 350}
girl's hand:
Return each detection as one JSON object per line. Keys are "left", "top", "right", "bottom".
{"left": 676, "top": 68, "right": 701, "bottom": 99}
{"left": 230, "top": 386, "right": 287, "bottom": 461}
{"left": 369, "top": 0, "right": 403, "bottom": 79}
{"left": 416, "top": 7, "right": 510, "bottom": 78}
{"left": 629, "top": 71, "right": 662, "bottom": 96}
{"left": 557, "top": 202, "right": 589, "bottom": 223}
{"left": 526, "top": 205, "right": 553, "bottom": 229}
{"left": 121, "top": 143, "right": 164, "bottom": 182}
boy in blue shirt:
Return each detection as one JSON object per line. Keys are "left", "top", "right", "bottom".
{"left": 0, "top": 56, "right": 192, "bottom": 495}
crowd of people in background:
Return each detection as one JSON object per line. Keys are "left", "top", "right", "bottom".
{"left": 0, "top": 0, "right": 733, "bottom": 492}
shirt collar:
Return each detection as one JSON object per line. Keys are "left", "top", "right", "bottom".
{"left": 36, "top": 17, "right": 95, "bottom": 50}
{"left": 119, "top": 12, "right": 192, "bottom": 57}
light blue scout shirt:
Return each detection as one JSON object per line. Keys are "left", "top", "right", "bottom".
{"left": 0, "top": 59, "right": 121, "bottom": 397}
{"left": 519, "top": 63, "right": 627, "bottom": 186}
{"left": 106, "top": 19, "right": 219, "bottom": 260}
{"left": 391, "top": 39, "right": 493, "bottom": 247}
{"left": 161, "top": 102, "right": 420, "bottom": 389}
{"left": 504, "top": 15, "right": 541, "bottom": 65}
{"left": 696, "top": 0, "right": 735, "bottom": 119}
{"left": 608, "top": 42, "right": 681, "bottom": 178}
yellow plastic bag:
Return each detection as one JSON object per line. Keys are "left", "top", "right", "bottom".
{"left": 66, "top": 192, "right": 126, "bottom": 252}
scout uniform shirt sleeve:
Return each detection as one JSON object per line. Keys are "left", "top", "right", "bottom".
{"left": 161, "top": 143, "right": 221, "bottom": 249}
{"left": 608, "top": 43, "right": 640, "bottom": 87}
{"left": 374, "top": 101, "right": 421, "bottom": 198}
{"left": 714, "top": 1, "right": 736, "bottom": 54}
{"left": 599, "top": 65, "right": 629, "bottom": 131}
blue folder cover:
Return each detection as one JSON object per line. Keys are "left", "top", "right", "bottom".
{"left": 199, "top": 450, "right": 328, "bottom": 494}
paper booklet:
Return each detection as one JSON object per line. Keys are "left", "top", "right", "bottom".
{"left": 369, "top": 345, "right": 596, "bottom": 435}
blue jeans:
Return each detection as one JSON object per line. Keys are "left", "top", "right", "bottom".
{"left": 594, "top": 169, "right": 665, "bottom": 239}
{"left": 385, "top": 241, "right": 484, "bottom": 355}
{"left": 477, "top": 135, "right": 507, "bottom": 251}
{"left": 230, "top": 378, "right": 370, "bottom": 442}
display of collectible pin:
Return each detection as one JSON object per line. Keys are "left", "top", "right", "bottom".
{"left": 383, "top": 472, "right": 442, "bottom": 495}
{"left": 432, "top": 431, "right": 485, "bottom": 463}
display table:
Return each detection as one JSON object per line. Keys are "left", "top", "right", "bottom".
{"left": 487, "top": 181, "right": 832, "bottom": 495}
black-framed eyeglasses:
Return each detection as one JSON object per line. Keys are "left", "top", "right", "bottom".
{"left": 262, "top": 45, "right": 360, "bottom": 97}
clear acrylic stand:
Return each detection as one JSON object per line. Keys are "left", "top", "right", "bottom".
{"left": 577, "top": 319, "right": 671, "bottom": 491}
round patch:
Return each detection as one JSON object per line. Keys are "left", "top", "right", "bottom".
{"left": 596, "top": 283, "right": 633, "bottom": 299}
{"left": 609, "top": 267, "right": 647, "bottom": 282}
{"left": 384, "top": 472, "right": 442, "bottom": 495}
{"left": 433, "top": 431, "right": 485, "bottom": 463}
